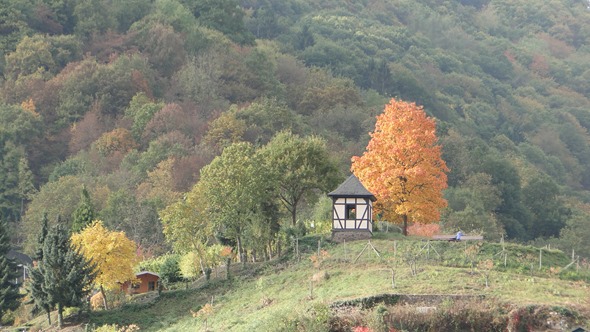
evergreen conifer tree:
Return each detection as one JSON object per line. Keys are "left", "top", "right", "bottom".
{"left": 71, "top": 186, "right": 95, "bottom": 233}
{"left": 17, "top": 157, "right": 36, "bottom": 221}
{"left": 33, "top": 213, "right": 49, "bottom": 261}
{"left": 27, "top": 266, "right": 52, "bottom": 325}
{"left": 0, "top": 220, "right": 21, "bottom": 320}
{"left": 27, "top": 213, "right": 51, "bottom": 324}
{"left": 29, "top": 225, "right": 96, "bottom": 328}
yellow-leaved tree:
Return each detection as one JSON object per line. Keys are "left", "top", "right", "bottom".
{"left": 352, "top": 99, "right": 449, "bottom": 235}
{"left": 71, "top": 221, "right": 139, "bottom": 310}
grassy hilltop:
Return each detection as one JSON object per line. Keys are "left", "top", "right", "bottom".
{"left": 73, "top": 232, "right": 590, "bottom": 332}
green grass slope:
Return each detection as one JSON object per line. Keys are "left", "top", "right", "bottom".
{"left": 87, "top": 234, "right": 590, "bottom": 331}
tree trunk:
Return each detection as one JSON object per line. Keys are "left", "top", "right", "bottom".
{"left": 199, "top": 258, "right": 206, "bottom": 278}
{"left": 237, "top": 237, "right": 243, "bottom": 263}
{"left": 402, "top": 214, "right": 408, "bottom": 236}
{"left": 46, "top": 309, "right": 51, "bottom": 325}
{"left": 291, "top": 204, "right": 297, "bottom": 226}
{"left": 277, "top": 237, "right": 281, "bottom": 257}
{"left": 57, "top": 303, "right": 63, "bottom": 329}
{"left": 100, "top": 285, "right": 109, "bottom": 310}
{"left": 225, "top": 258, "right": 231, "bottom": 280}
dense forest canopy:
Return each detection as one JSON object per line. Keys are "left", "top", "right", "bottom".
{"left": 1, "top": 0, "right": 589, "bottom": 256}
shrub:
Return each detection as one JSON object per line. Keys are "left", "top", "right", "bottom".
{"left": 367, "top": 304, "right": 389, "bottom": 332}
{"left": 94, "top": 324, "right": 118, "bottom": 332}
{"left": 383, "top": 300, "right": 507, "bottom": 331}
{"left": 138, "top": 253, "right": 183, "bottom": 285}
{"left": 272, "top": 303, "right": 332, "bottom": 332}
{"left": 160, "top": 255, "right": 182, "bottom": 284}
{"left": 93, "top": 324, "right": 140, "bottom": 332}
{"left": 408, "top": 223, "right": 440, "bottom": 237}
{"left": 1, "top": 310, "right": 15, "bottom": 326}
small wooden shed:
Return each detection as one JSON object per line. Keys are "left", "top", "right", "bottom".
{"left": 121, "top": 271, "right": 160, "bottom": 294}
{"left": 328, "top": 174, "right": 376, "bottom": 242}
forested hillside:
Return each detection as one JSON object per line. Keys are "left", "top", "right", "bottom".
{"left": 1, "top": 0, "right": 590, "bottom": 257}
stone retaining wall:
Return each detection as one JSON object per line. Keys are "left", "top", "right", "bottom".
{"left": 331, "top": 231, "right": 372, "bottom": 243}
{"left": 330, "top": 293, "right": 486, "bottom": 310}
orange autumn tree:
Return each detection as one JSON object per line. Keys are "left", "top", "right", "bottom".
{"left": 351, "top": 99, "right": 448, "bottom": 236}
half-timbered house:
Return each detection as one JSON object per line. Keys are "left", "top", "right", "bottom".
{"left": 328, "top": 174, "right": 376, "bottom": 242}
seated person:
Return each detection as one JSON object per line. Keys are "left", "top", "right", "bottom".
{"left": 455, "top": 230, "right": 463, "bottom": 241}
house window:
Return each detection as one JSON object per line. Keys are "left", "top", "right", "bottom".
{"left": 148, "top": 281, "right": 156, "bottom": 291}
{"left": 131, "top": 282, "right": 140, "bottom": 289}
{"left": 346, "top": 204, "right": 356, "bottom": 219}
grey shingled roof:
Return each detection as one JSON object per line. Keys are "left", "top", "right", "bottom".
{"left": 328, "top": 174, "right": 376, "bottom": 201}
{"left": 7, "top": 250, "right": 33, "bottom": 266}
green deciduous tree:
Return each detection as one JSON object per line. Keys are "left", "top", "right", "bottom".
{"left": 202, "top": 111, "right": 247, "bottom": 153}
{"left": 170, "top": 51, "right": 225, "bottom": 111}
{"left": 5, "top": 33, "right": 80, "bottom": 74}
{"left": 0, "top": 0, "right": 32, "bottom": 63}
{"left": 4, "top": 34, "right": 55, "bottom": 79}
{"left": 38, "top": 0, "right": 77, "bottom": 34}
{"left": 260, "top": 131, "right": 340, "bottom": 226}
{"left": 159, "top": 182, "right": 213, "bottom": 255}
{"left": 557, "top": 201, "right": 590, "bottom": 258}
{"left": 100, "top": 189, "right": 166, "bottom": 254}
{"left": 0, "top": 103, "right": 41, "bottom": 222}
{"left": 23, "top": 175, "right": 84, "bottom": 253}
{"left": 0, "top": 103, "right": 42, "bottom": 146}
{"left": 442, "top": 173, "right": 504, "bottom": 240}
{"left": 296, "top": 70, "right": 363, "bottom": 116}
{"left": 147, "top": 0, "right": 199, "bottom": 34}
{"left": 243, "top": 48, "right": 283, "bottom": 98}
{"left": 0, "top": 220, "right": 22, "bottom": 320}
{"left": 111, "top": 0, "right": 152, "bottom": 32}
{"left": 199, "top": 142, "right": 271, "bottom": 262}
{"left": 73, "top": 0, "right": 116, "bottom": 39}
{"left": 125, "top": 93, "right": 164, "bottom": 142}
{"left": 45, "top": 35, "right": 83, "bottom": 71}
{"left": 522, "top": 175, "right": 570, "bottom": 238}
{"left": 479, "top": 157, "right": 532, "bottom": 240}
{"left": 184, "top": 244, "right": 230, "bottom": 281}
{"left": 234, "top": 98, "right": 304, "bottom": 144}
{"left": 131, "top": 21, "right": 187, "bottom": 78}
{"left": 136, "top": 158, "right": 183, "bottom": 209}
{"left": 189, "top": 0, "right": 254, "bottom": 45}
{"left": 93, "top": 54, "right": 155, "bottom": 117}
